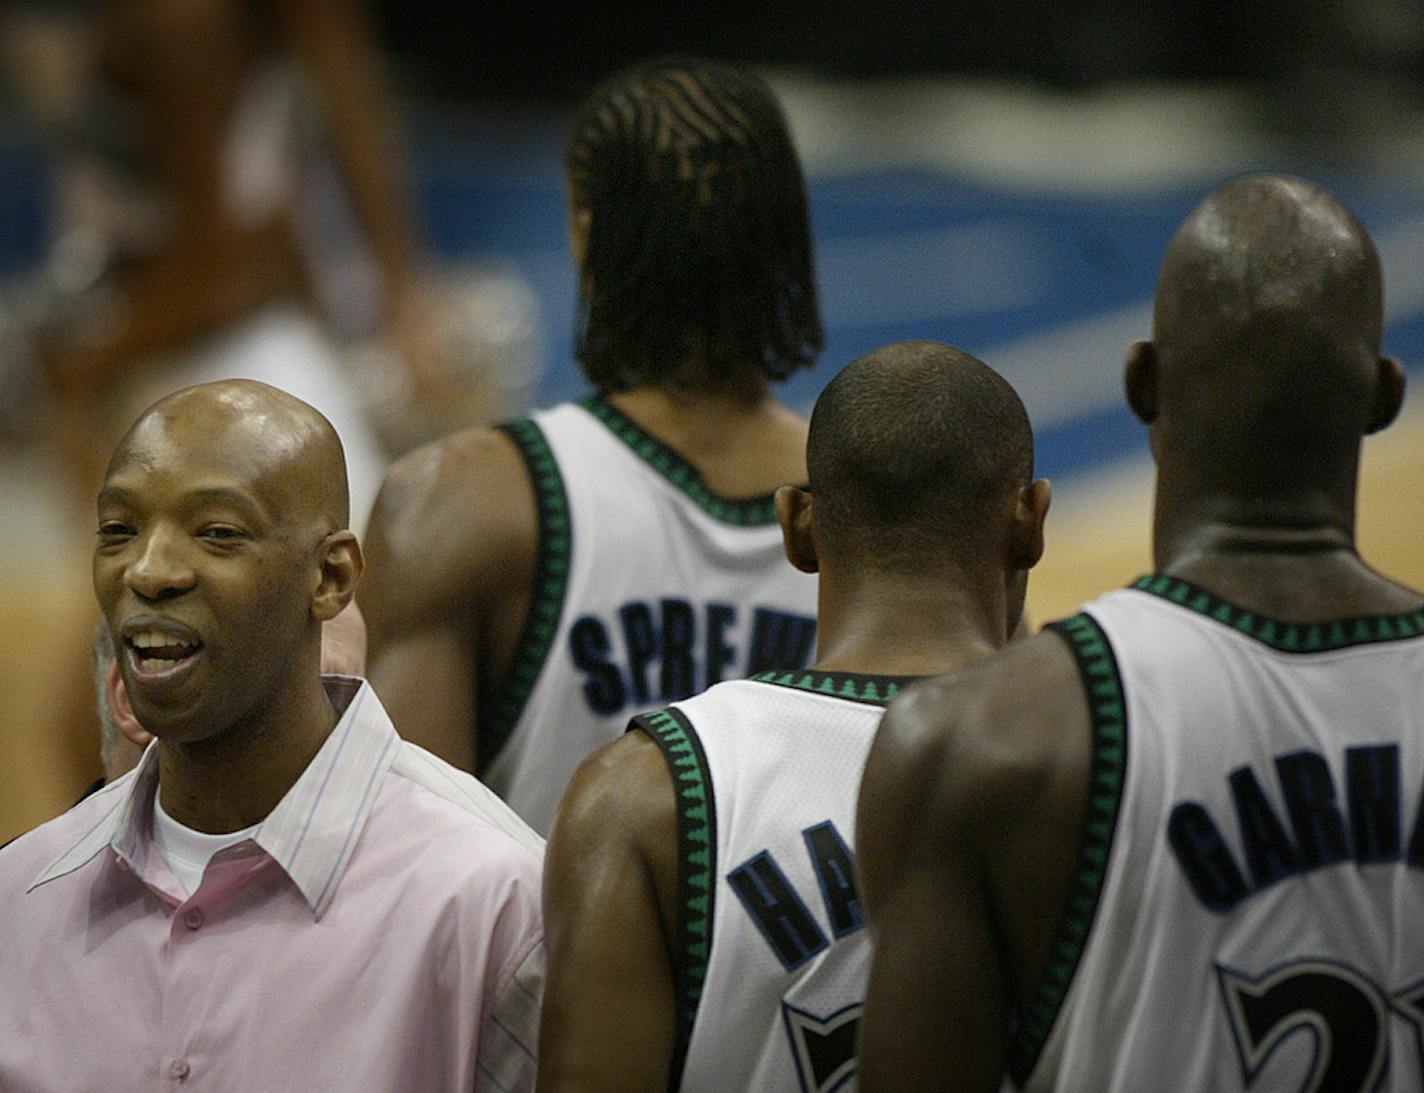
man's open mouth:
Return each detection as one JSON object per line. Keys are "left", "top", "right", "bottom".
{"left": 125, "top": 629, "right": 205, "bottom": 680}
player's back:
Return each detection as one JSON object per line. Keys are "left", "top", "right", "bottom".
{"left": 484, "top": 398, "right": 818, "bottom": 834}
{"left": 1022, "top": 575, "right": 1424, "bottom": 1092}
{"left": 636, "top": 671, "right": 912, "bottom": 1092}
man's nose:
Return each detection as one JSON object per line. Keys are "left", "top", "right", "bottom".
{"left": 124, "top": 525, "right": 196, "bottom": 600}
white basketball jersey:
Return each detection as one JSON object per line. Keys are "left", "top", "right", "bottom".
{"left": 633, "top": 671, "right": 914, "bottom": 1092}
{"left": 1016, "top": 575, "right": 1424, "bottom": 1093}
{"left": 482, "top": 399, "right": 818, "bottom": 834}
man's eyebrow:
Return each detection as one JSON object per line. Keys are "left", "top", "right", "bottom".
{"left": 96, "top": 482, "right": 272, "bottom": 523}
{"left": 182, "top": 485, "right": 271, "bottom": 522}
{"left": 96, "top": 485, "right": 138, "bottom": 508}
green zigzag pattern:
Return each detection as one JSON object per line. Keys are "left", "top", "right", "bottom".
{"left": 482, "top": 418, "right": 572, "bottom": 772}
{"left": 1132, "top": 573, "right": 1424, "bottom": 653}
{"left": 750, "top": 669, "right": 905, "bottom": 707}
{"left": 578, "top": 396, "right": 779, "bottom": 526}
{"left": 1007, "top": 612, "right": 1128, "bottom": 1085}
{"left": 635, "top": 706, "right": 716, "bottom": 1085}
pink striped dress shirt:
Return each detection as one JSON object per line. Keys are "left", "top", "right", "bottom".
{"left": 0, "top": 676, "right": 545, "bottom": 1092}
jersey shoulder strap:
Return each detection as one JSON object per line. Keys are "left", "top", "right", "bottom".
{"left": 1006, "top": 612, "right": 1130, "bottom": 1084}
{"left": 630, "top": 705, "right": 720, "bottom": 1090}
{"left": 481, "top": 415, "right": 574, "bottom": 773}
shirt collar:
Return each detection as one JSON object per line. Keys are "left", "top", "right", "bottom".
{"left": 29, "top": 676, "right": 401, "bottom": 920}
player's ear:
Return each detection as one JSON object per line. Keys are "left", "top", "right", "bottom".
{"left": 106, "top": 660, "right": 153, "bottom": 749}
{"left": 1009, "top": 478, "right": 1051, "bottom": 570}
{"left": 312, "top": 531, "right": 364, "bottom": 622}
{"left": 1366, "top": 355, "right": 1405, "bottom": 435}
{"left": 1125, "top": 340, "right": 1158, "bottom": 425}
{"left": 775, "top": 485, "right": 819, "bottom": 574}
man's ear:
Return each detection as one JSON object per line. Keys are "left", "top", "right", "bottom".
{"left": 1008, "top": 478, "right": 1052, "bottom": 571}
{"left": 312, "top": 531, "right": 364, "bottom": 622}
{"left": 774, "top": 485, "right": 818, "bottom": 574}
{"left": 1124, "top": 340, "right": 1158, "bottom": 425}
{"left": 106, "top": 660, "right": 153, "bottom": 748}
{"left": 1366, "top": 355, "right": 1405, "bottom": 435}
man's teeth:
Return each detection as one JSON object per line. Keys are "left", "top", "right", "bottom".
{"left": 129, "top": 630, "right": 200, "bottom": 672}
{"left": 131, "top": 630, "right": 196, "bottom": 650}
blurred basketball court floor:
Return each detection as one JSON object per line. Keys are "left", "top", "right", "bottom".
{"left": 1, "top": 78, "right": 1421, "bottom": 840}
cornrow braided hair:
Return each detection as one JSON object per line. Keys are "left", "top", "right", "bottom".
{"left": 567, "top": 57, "right": 823, "bottom": 392}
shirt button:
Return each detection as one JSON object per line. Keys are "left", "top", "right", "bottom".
{"left": 182, "top": 908, "right": 204, "bottom": 930}
{"left": 169, "top": 1057, "right": 190, "bottom": 1080}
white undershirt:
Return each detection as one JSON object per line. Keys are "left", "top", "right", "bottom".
{"left": 151, "top": 793, "right": 261, "bottom": 897}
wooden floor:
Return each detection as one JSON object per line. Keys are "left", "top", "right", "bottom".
{"left": 2, "top": 397, "right": 1420, "bottom": 845}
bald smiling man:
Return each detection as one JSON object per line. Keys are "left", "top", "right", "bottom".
{"left": 857, "top": 176, "right": 1424, "bottom": 1092}
{"left": 0, "top": 381, "right": 545, "bottom": 1092}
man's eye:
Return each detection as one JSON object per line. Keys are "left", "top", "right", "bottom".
{"left": 198, "top": 525, "right": 245, "bottom": 541}
{"left": 97, "top": 522, "right": 133, "bottom": 538}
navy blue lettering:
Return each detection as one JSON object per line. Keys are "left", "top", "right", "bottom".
{"left": 1275, "top": 751, "right": 1349, "bottom": 870}
{"left": 1168, "top": 802, "right": 1250, "bottom": 911}
{"left": 728, "top": 850, "right": 828, "bottom": 971}
{"left": 705, "top": 603, "right": 737, "bottom": 686}
{"left": 1408, "top": 777, "right": 1424, "bottom": 867}
{"left": 1231, "top": 767, "right": 1300, "bottom": 887}
{"left": 660, "top": 598, "right": 696, "bottom": 701}
{"left": 803, "top": 821, "right": 863, "bottom": 938}
{"left": 569, "top": 616, "right": 624, "bottom": 715}
{"left": 619, "top": 603, "right": 657, "bottom": 705}
{"left": 747, "top": 608, "right": 817, "bottom": 674}
{"left": 1347, "top": 745, "right": 1401, "bottom": 864}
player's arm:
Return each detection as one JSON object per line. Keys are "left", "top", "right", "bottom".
{"left": 360, "top": 429, "right": 535, "bottom": 770}
{"left": 857, "top": 677, "right": 1010, "bottom": 1091}
{"left": 537, "top": 732, "right": 679, "bottom": 1092}
{"left": 858, "top": 635, "right": 1092, "bottom": 1092}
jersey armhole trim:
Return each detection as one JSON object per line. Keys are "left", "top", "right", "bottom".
{"left": 479, "top": 417, "right": 573, "bottom": 776}
{"left": 631, "top": 706, "right": 718, "bottom": 1092}
{"left": 1006, "top": 612, "right": 1129, "bottom": 1085}
{"left": 577, "top": 395, "right": 782, "bottom": 526}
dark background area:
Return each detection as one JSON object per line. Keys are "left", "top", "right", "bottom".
{"left": 375, "top": 1, "right": 1424, "bottom": 103}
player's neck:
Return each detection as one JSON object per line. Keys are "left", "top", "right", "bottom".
{"left": 605, "top": 379, "right": 808, "bottom": 495}
{"left": 1154, "top": 471, "right": 1357, "bottom": 572}
{"left": 1154, "top": 488, "right": 1422, "bottom": 619}
{"left": 1153, "top": 447, "right": 1360, "bottom": 563}
{"left": 607, "top": 371, "right": 782, "bottom": 426}
{"left": 811, "top": 572, "right": 1005, "bottom": 677}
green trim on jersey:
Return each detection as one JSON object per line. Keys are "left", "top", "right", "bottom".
{"left": 631, "top": 706, "right": 718, "bottom": 1091}
{"left": 748, "top": 669, "right": 918, "bottom": 707}
{"left": 1008, "top": 612, "right": 1128, "bottom": 1085}
{"left": 577, "top": 395, "right": 781, "bottom": 526}
{"left": 1131, "top": 573, "right": 1424, "bottom": 653}
{"left": 480, "top": 417, "right": 573, "bottom": 776}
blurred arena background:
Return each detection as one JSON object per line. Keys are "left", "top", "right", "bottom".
{"left": 1, "top": 0, "right": 1421, "bottom": 841}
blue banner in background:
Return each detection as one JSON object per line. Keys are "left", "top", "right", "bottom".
{"left": 3, "top": 119, "right": 1420, "bottom": 483}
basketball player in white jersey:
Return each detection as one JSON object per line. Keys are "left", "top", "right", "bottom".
{"left": 857, "top": 175, "right": 1424, "bottom": 1092}
{"left": 360, "top": 58, "right": 825, "bottom": 834}
{"left": 536, "top": 340, "right": 1052, "bottom": 1091}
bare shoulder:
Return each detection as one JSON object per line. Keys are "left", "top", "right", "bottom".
{"left": 361, "top": 426, "right": 536, "bottom": 618}
{"left": 550, "top": 731, "right": 676, "bottom": 859}
{"left": 872, "top": 629, "right": 1087, "bottom": 816}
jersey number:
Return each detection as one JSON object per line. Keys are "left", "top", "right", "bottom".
{"left": 1219, "top": 960, "right": 1398, "bottom": 1092}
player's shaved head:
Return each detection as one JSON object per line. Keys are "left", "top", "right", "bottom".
{"left": 807, "top": 340, "right": 1032, "bottom": 567}
{"left": 1145, "top": 175, "right": 1393, "bottom": 493}
{"left": 110, "top": 379, "right": 350, "bottom": 532}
